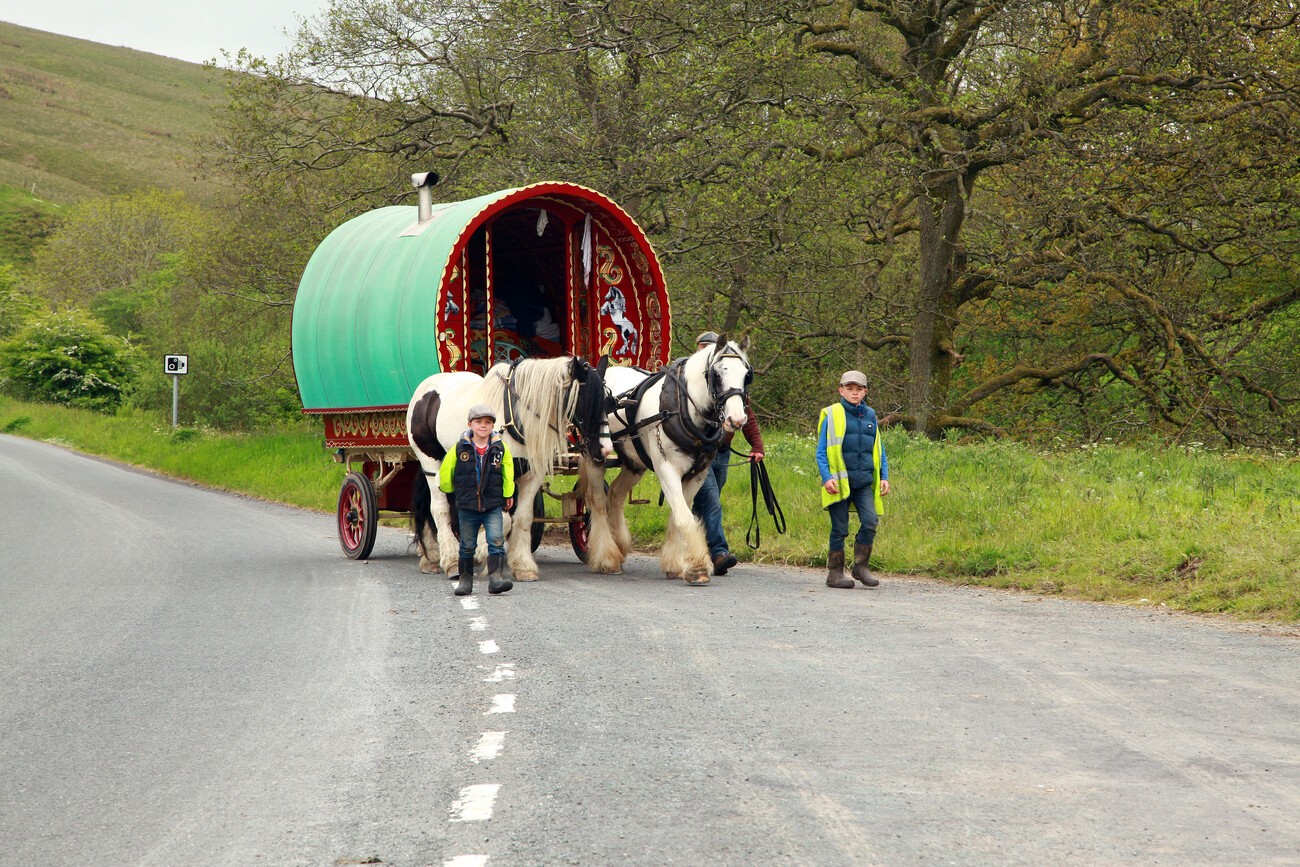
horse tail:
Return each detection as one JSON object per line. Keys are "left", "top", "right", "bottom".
{"left": 411, "top": 468, "right": 433, "bottom": 560}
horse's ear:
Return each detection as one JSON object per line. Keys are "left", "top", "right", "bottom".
{"left": 738, "top": 334, "right": 751, "bottom": 353}
{"left": 715, "top": 332, "right": 728, "bottom": 349}
{"left": 596, "top": 355, "right": 610, "bottom": 376}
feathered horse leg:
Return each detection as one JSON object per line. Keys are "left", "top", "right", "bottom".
{"left": 581, "top": 458, "right": 625, "bottom": 574}
{"left": 607, "top": 467, "right": 641, "bottom": 561}
{"left": 656, "top": 463, "right": 712, "bottom": 585}
{"left": 506, "top": 469, "right": 543, "bottom": 581}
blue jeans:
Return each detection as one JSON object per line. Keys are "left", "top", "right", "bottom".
{"left": 827, "top": 479, "right": 878, "bottom": 551}
{"left": 692, "top": 450, "right": 732, "bottom": 557}
{"left": 457, "top": 507, "right": 505, "bottom": 559}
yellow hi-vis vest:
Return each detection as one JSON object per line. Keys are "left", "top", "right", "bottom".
{"left": 819, "top": 402, "right": 884, "bottom": 515}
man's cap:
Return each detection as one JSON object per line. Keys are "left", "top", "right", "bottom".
{"left": 839, "top": 370, "right": 868, "bottom": 387}
{"left": 467, "top": 403, "right": 497, "bottom": 422}
{"left": 696, "top": 331, "right": 719, "bottom": 345}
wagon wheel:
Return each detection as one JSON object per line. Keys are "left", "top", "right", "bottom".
{"left": 337, "top": 471, "right": 379, "bottom": 560}
{"left": 567, "top": 481, "right": 610, "bottom": 564}
{"left": 530, "top": 490, "right": 545, "bottom": 552}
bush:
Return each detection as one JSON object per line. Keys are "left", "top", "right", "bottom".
{"left": 0, "top": 309, "right": 141, "bottom": 412}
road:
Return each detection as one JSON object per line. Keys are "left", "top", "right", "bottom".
{"left": 2, "top": 433, "right": 1299, "bottom": 866}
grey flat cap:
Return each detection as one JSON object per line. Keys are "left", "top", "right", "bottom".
{"left": 696, "top": 331, "right": 720, "bottom": 345}
{"left": 839, "top": 370, "right": 868, "bottom": 387}
{"left": 466, "top": 403, "right": 497, "bottom": 422}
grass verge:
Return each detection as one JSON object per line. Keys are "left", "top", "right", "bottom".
{"left": 3, "top": 396, "right": 1297, "bottom": 622}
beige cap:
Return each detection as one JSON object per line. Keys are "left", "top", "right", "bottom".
{"left": 839, "top": 370, "right": 868, "bottom": 387}
{"left": 466, "top": 403, "right": 497, "bottom": 422}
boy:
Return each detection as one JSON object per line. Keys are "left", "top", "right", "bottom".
{"left": 440, "top": 404, "right": 515, "bottom": 596}
{"left": 815, "top": 371, "right": 890, "bottom": 589}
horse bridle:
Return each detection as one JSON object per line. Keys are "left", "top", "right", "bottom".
{"left": 701, "top": 344, "right": 753, "bottom": 423}
{"left": 606, "top": 345, "right": 752, "bottom": 479}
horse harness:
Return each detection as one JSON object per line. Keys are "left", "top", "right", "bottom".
{"left": 608, "top": 348, "right": 750, "bottom": 482}
{"left": 498, "top": 358, "right": 607, "bottom": 463}
{"left": 498, "top": 360, "right": 539, "bottom": 448}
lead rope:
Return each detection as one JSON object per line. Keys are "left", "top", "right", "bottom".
{"left": 744, "top": 448, "right": 786, "bottom": 550}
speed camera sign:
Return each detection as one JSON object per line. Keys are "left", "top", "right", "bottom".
{"left": 164, "top": 354, "right": 188, "bottom": 375}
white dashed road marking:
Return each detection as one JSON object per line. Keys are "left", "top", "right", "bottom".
{"left": 449, "top": 784, "right": 501, "bottom": 822}
{"left": 468, "top": 617, "right": 488, "bottom": 631}
{"left": 485, "top": 693, "right": 516, "bottom": 714}
{"left": 459, "top": 597, "right": 480, "bottom": 610}
{"left": 471, "top": 731, "right": 508, "bottom": 763}
{"left": 479, "top": 639, "right": 500, "bottom": 654}
{"left": 443, "top": 856, "right": 488, "bottom": 867}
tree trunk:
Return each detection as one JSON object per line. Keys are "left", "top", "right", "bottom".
{"left": 908, "top": 180, "right": 965, "bottom": 438}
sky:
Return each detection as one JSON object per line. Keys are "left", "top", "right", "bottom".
{"left": 0, "top": 0, "right": 332, "bottom": 65}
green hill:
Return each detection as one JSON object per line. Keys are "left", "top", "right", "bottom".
{"left": 0, "top": 20, "right": 228, "bottom": 209}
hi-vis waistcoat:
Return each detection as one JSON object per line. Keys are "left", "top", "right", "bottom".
{"left": 819, "top": 402, "right": 884, "bottom": 515}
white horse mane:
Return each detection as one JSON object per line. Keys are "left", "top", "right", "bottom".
{"left": 477, "top": 356, "right": 580, "bottom": 471}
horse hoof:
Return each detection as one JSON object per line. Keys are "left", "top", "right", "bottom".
{"left": 514, "top": 572, "right": 539, "bottom": 582}
{"left": 685, "top": 574, "right": 711, "bottom": 586}
{"left": 663, "top": 572, "right": 679, "bottom": 580}
{"left": 420, "top": 563, "right": 440, "bottom": 574}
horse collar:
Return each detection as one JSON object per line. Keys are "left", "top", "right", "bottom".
{"left": 501, "top": 360, "right": 528, "bottom": 446}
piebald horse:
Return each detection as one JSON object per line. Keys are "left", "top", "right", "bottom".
{"left": 407, "top": 356, "right": 609, "bottom": 580}
{"left": 580, "top": 335, "right": 753, "bottom": 585}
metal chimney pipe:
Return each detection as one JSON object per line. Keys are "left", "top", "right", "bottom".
{"left": 411, "top": 171, "right": 439, "bottom": 223}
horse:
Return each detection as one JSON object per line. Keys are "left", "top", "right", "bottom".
{"left": 407, "top": 356, "right": 610, "bottom": 581}
{"left": 579, "top": 334, "right": 753, "bottom": 585}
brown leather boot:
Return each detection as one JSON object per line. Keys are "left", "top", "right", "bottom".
{"left": 852, "top": 543, "right": 879, "bottom": 587}
{"left": 826, "top": 549, "right": 854, "bottom": 589}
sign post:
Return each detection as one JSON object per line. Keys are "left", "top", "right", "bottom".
{"left": 164, "top": 355, "right": 188, "bottom": 427}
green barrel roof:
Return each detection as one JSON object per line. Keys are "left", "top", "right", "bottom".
{"left": 293, "top": 187, "right": 525, "bottom": 411}
{"left": 292, "top": 182, "right": 669, "bottom": 412}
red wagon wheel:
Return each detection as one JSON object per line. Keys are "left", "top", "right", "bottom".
{"left": 337, "top": 470, "right": 379, "bottom": 560}
{"left": 530, "top": 490, "right": 545, "bottom": 552}
{"left": 568, "top": 502, "right": 592, "bottom": 563}
{"left": 567, "top": 480, "right": 608, "bottom": 564}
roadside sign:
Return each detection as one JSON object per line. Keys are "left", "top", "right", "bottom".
{"left": 164, "top": 354, "right": 188, "bottom": 375}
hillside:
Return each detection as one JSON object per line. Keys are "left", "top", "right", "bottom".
{"left": 0, "top": 20, "right": 229, "bottom": 209}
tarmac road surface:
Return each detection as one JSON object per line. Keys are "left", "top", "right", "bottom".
{"left": 2, "top": 433, "right": 1299, "bottom": 866}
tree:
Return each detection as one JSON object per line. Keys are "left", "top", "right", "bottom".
{"left": 0, "top": 309, "right": 141, "bottom": 411}
{"left": 212, "top": 0, "right": 1300, "bottom": 445}
{"left": 786, "top": 0, "right": 1300, "bottom": 442}
{"left": 25, "top": 189, "right": 210, "bottom": 308}
{"left": 0, "top": 263, "right": 37, "bottom": 340}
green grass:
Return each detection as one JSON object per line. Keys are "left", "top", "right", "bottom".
{"left": 4, "top": 395, "right": 1298, "bottom": 622}
{"left": 0, "top": 396, "right": 344, "bottom": 511}
{"left": 0, "top": 183, "right": 60, "bottom": 263}
{"left": 0, "top": 21, "right": 228, "bottom": 209}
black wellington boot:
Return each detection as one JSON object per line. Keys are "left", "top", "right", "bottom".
{"left": 454, "top": 557, "right": 475, "bottom": 596}
{"left": 826, "top": 549, "right": 854, "bottom": 589}
{"left": 852, "top": 543, "right": 879, "bottom": 587}
{"left": 487, "top": 553, "right": 513, "bottom": 595}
